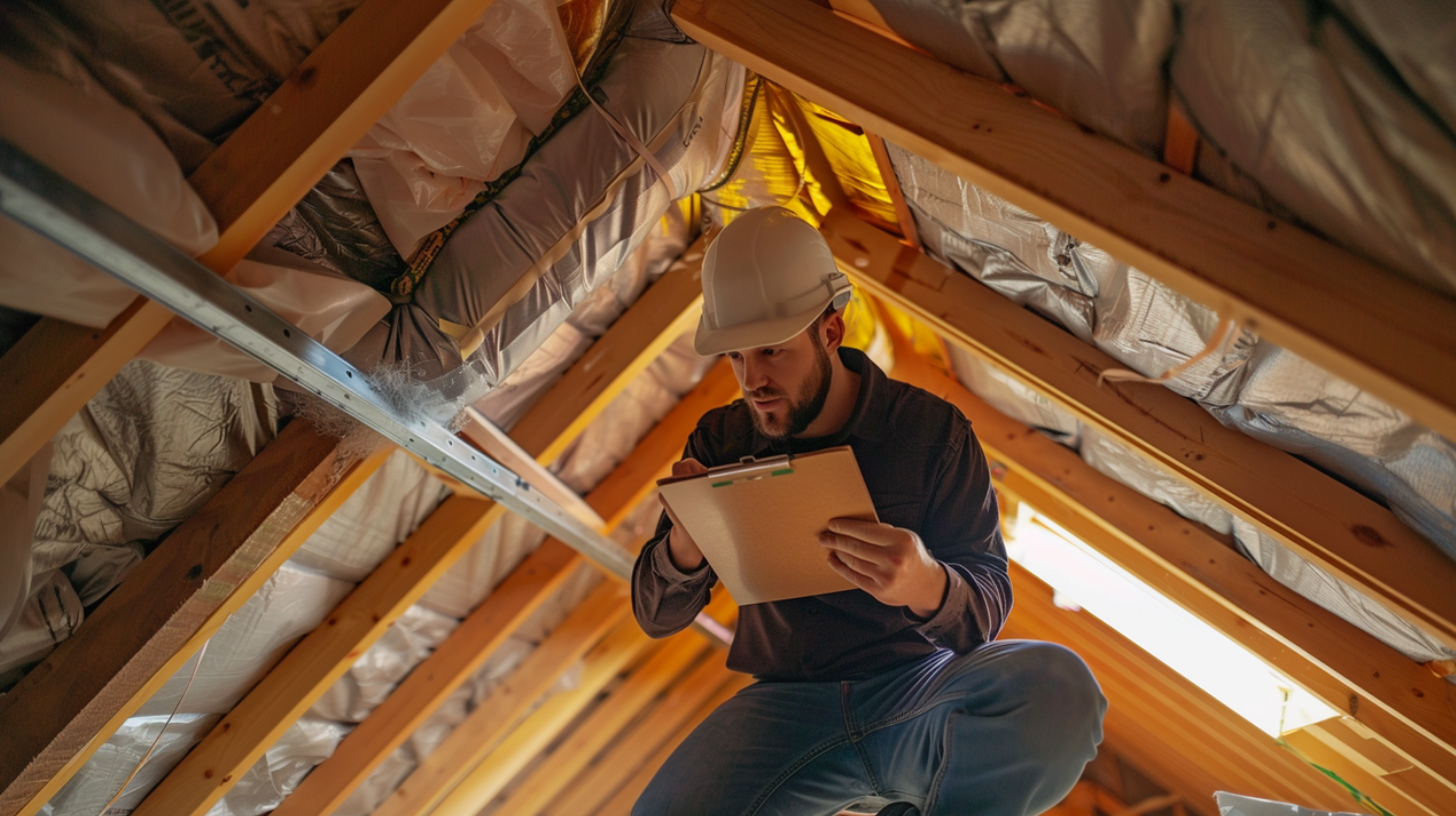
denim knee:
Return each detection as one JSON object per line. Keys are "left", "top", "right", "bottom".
{"left": 1007, "top": 641, "right": 1106, "bottom": 757}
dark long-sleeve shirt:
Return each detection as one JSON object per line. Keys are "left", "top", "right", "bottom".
{"left": 632, "top": 348, "right": 1011, "bottom": 681}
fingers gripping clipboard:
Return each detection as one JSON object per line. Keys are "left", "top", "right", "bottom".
{"left": 656, "top": 446, "right": 878, "bottom": 605}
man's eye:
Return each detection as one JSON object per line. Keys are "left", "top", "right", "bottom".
{"left": 727, "top": 351, "right": 742, "bottom": 361}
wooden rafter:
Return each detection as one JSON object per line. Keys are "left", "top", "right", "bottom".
{"left": 370, "top": 582, "right": 633, "bottom": 816}
{"left": 509, "top": 241, "right": 708, "bottom": 465}
{"left": 1284, "top": 718, "right": 1453, "bottom": 816}
{"left": 272, "top": 359, "right": 739, "bottom": 816}
{"left": 670, "top": 0, "right": 1456, "bottom": 446}
{"left": 431, "top": 594, "right": 735, "bottom": 816}
{"left": 131, "top": 494, "right": 506, "bottom": 816}
{"left": 0, "top": 0, "right": 502, "bottom": 488}
{"left": 537, "top": 654, "right": 736, "bottom": 816}
{"left": 0, "top": 422, "right": 389, "bottom": 816}
{"left": 879, "top": 312, "right": 1456, "bottom": 796}
{"left": 588, "top": 674, "right": 755, "bottom": 816}
{"left": 823, "top": 208, "right": 1456, "bottom": 655}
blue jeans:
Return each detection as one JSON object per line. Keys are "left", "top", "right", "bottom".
{"left": 634, "top": 640, "right": 1106, "bottom": 816}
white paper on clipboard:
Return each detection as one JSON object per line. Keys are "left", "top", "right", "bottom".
{"left": 656, "top": 446, "right": 877, "bottom": 604}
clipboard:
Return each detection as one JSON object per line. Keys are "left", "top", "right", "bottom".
{"left": 656, "top": 446, "right": 877, "bottom": 604}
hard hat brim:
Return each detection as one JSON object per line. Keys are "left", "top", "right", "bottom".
{"left": 693, "top": 298, "right": 832, "bottom": 357}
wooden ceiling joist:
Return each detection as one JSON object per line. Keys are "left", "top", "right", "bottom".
{"left": 275, "top": 359, "right": 739, "bottom": 816}
{"left": 537, "top": 654, "right": 737, "bottom": 816}
{"left": 1004, "top": 563, "right": 1356, "bottom": 811}
{"left": 824, "top": 208, "right": 1456, "bottom": 656}
{"left": 670, "top": 0, "right": 1456, "bottom": 444}
{"left": 492, "top": 641, "right": 716, "bottom": 816}
{"left": 509, "top": 244, "right": 707, "bottom": 465}
{"left": 1284, "top": 719, "right": 1447, "bottom": 816}
{"left": 880, "top": 314, "right": 1456, "bottom": 800}
{"left": 0, "top": 422, "right": 388, "bottom": 816}
{"left": 131, "top": 494, "right": 506, "bottom": 816}
{"left": 370, "top": 581, "right": 632, "bottom": 816}
{"left": 589, "top": 674, "right": 756, "bottom": 816}
{"left": 432, "top": 595, "right": 733, "bottom": 816}
{"left": 0, "top": 0, "right": 501, "bottom": 489}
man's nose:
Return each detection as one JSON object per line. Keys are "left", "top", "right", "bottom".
{"left": 740, "top": 356, "right": 770, "bottom": 391}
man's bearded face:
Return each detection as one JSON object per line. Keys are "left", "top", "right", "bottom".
{"left": 740, "top": 328, "right": 834, "bottom": 440}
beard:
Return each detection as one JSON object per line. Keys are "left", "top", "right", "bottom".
{"left": 746, "top": 334, "right": 834, "bottom": 440}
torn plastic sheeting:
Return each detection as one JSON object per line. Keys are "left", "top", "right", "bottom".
{"left": 868, "top": 0, "right": 1174, "bottom": 158}
{"left": 0, "top": 571, "right": 83, "bottom": 683}
{"left": 1232, "top": 517, "right": 1456, "bottom": 672}
{"left": 289, "top": 450, "right": 448, "bottom": 583}
{"left": 38, "top": 713, "right": 221, "bottom": 816}
{"left": 1216, "top": 793, "right": 1362, "bottom": 816}
{"left": 947, "top": 346, "right": 1081, "bottom": 446}
{"left": 1209, "top": 342, "right": 1456, "bottom": 559}
{"left": 0, "top": 52, "right": 218, "bottom": 328}
{"left": 205, "top": 716, "right": 354, "bottom": 816}
{"left": 342, "top": 17, "right": 744, "bottom": 392}
{"left": 139, "top": 247, "right": 394, "bottom": 383}
{"left": 472, "top": 207, "right": 692, "bottom": 431}
{"left": 350, "top": 0, "right": 579, "bottom": 258}
{"left": 885, "top": 143, "right": 1103, "bottom": 344}
{"left": 1173, "top": 0, "right": 1456, "bottom": 295}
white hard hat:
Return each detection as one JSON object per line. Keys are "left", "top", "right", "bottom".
{"left": 694, "top": 206, "right": 852, "bottom": 356}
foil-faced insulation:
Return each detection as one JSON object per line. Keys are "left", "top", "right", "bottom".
{"left": 1, "top": 361, "right": 278, "bottom": 685}
{"left": 869, "top": 0, "right": 1456, "bottom": 297}
{"left": 40, "top": 452, "right": 446, "bottom": 816}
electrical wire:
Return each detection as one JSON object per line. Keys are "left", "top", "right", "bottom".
{"left": 93, "top": 640, "right": 210, "bottom": 816}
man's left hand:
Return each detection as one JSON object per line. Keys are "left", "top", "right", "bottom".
{"left": 819, "top": 518, "right": 949, "bottom": 618}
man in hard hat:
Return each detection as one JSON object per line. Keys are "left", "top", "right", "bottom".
{"left": 631, "top": 206, "right": 1105, "bottom": 816}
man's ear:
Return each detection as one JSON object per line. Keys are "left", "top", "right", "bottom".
{"left": 821, "top": 310, "right": 847, "bottom": 352}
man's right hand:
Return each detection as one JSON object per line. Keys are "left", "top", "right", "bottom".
{"left": 660, "top": 458, "right": 708, "bottom": 571}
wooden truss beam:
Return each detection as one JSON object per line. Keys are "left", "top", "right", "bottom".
{"left": 880, "top": 316, "right": 1456, "bottom": 795}
{"left": 0, "top": 0, "right": 501, "bottom": 488}
{"left": 538, "top": 653, "right": 736, "bottom": 816}
{"left": 1004, "top": 563, "right": 1355, "bottom": 811}
{"left": 590, "top": 674, "right": 756, "bottom": 816}
{"left": 1284, "top": 718, "right": 1452, "bottom": 816}
{"left": 0, "top": 422, "right": 387, "bottom": 816}
{"left": 370, "top": 581, "right": 633, "bottom": 816}
{"left": 273, "top": 358, "right": 739, "bottom": 816}
{"left": 132, "top": 494, "right": 507, "bottom": 816}
{"left": 510, "top": 242, "right": 708, "bottom": 464}
{"left": 825, "top": 209, "right": 1456, "bottom": 654}
{"left": 431, "top": 595, "right": 734, "bottom": 816}
{"left": 671, "top": 0, "right": 1456, "bottom": 443}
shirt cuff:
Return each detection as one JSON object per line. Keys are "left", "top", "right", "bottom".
{"left": 650, "top": 534, "right": 713, "bottom": 584}
{"left": 905, "top": 565, "right": 973, "bottom": 642}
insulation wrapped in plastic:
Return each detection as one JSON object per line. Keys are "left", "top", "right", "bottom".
{"left": 0, "top": 52, "right": 218, "bottom": 328}
{"left": 947, "top": 346, "right": 1081, "bottom": 445}
{"left": 1232, "top": 518, "right": 1456, "bottom": 674}
{"left": 349, "top": 0, "right": 581, "bottom": 258}
{"left": 1172, "top": 0, "right": 1456, "bottom": 296}
{"left": 265, "top": 162, "right": 409, "bottom": 295}
{"left": 1080, "top": 428, "right": 1235, "bottom": 535}
{"left": 38, "top": 713, "right": 221, "bottom": 816}
{"left": 311, "top": 605, "right": 460, "bottom": 724}
{"left": 884, "top": 143, "right": 1104, "bottom": 344}
{"left": 204, "top": 716, "right": 354, "bottom": 816}
{"left": 1089, "top": 267, "right": 1256, "bottom": 406}
{"left": 342, "top": 4, "right": 745, "bottom": 400}
{"left": 472, "top": 208, "right": 692, "bottom": 431}
{"left": 1, "top": 361, "right": 277, "bottom": 686}
{"left": 40, "top": 452, "right": 443, "bottom": 813}
{"left": 1209, "top": 343, "right": 1456, "bottom": 558}
{"left": 867, "top": 0, "right": 1174, "bottom": 157}
{"left": 0, "top": 0, "right": 361, "bottom": 167}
